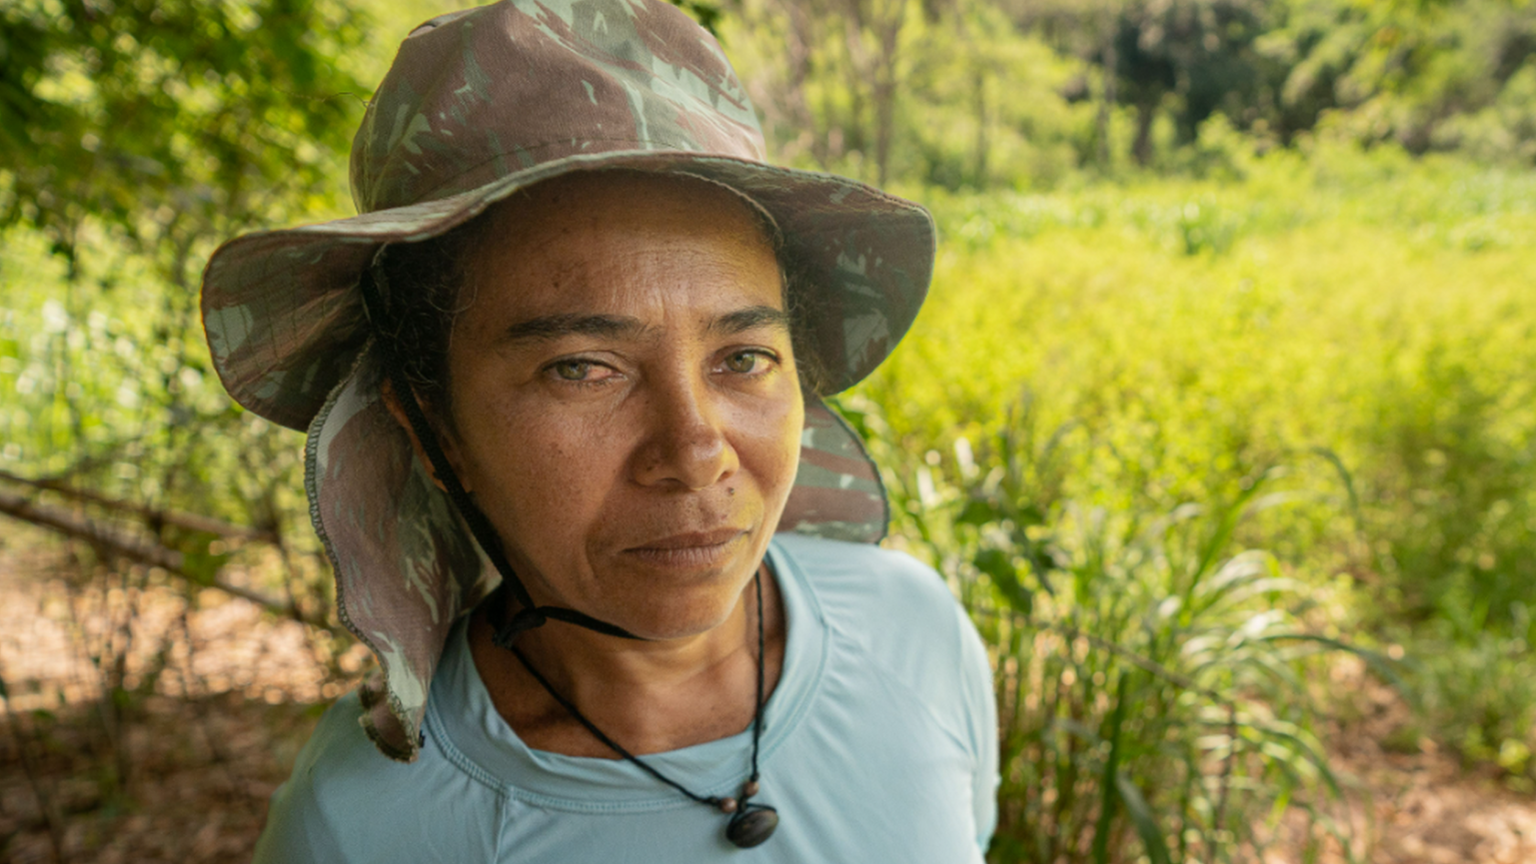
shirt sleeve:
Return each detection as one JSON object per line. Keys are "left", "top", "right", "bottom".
{"left": 251, "top": 696, "right": 362, "bottom": 864}
{"left": 249, "top": 686, "right": 507, "bottom": 863}
{"left": 955, "top": 600, "right": 1000, "bottom": 853}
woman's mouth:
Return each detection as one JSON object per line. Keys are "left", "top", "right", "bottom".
{"left": 622, "top": 528, "right": 749, "bottom": 568}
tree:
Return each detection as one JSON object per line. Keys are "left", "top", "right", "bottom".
{"left": 1010, "top": 0, "right": 1274, "bottom": 166}
{"left": 2, "top": 0, "right": 366, "bottom": 274}
{"left": 0, "top": 0, "right": 371, "bottom": 802}
{"left": 1263, "top": 0, "right": 1536, "bottom": 155}
{"left": 1, "top": 0, "right": 370, "bottom": 524}
{"left": 728, "top": 0, "right": 914, "bottom": 185}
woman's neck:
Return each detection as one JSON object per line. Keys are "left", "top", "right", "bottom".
{"left": 467, "top": 565, "right": 786, "bottom": 758}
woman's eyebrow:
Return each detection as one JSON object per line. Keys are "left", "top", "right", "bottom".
{"left": 709, "top": 305, "right": 790, "bottom": 336}
{"left": 500, "top": 307, "right": 788, "bottom": 343}
{"left": 500, "top": 313, "right": 650, "bottom": 342}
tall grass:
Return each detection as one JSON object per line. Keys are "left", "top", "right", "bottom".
{"left": 857, "top": 146, "right": 1536, "bottom": 794}
{"left": 843, "top": 393, "right": 1367, "bottom": 862}
{"left": 821, "top": 149, "right": 1536, "bottom": 861}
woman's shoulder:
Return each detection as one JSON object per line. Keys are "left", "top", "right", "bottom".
{"left": 772, "top": 532, "right": 961, "bottom": 626}
{"left": 252, "top": 690, "right": 502, "bottom": 863}
{"left": 771, "top": 533, "right": 992, "bottom": 752}
{"left": 771, "top": 533, "right": 978, "bottom": 678}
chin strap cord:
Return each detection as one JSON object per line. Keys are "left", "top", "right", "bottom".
{"left": 360, "top": 248, "right": 641, "bottom": 643}
{"left": 488, "top": 569, "right": 779, "bottom": 848}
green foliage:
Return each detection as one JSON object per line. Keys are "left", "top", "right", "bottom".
{"left": 0, "top": 3, "right": 378, "bottom": 790}
{"left": 724, "top": 0, "right": 1536, "bottom": 181}
{"left": 1, "top": 0, "right": 368, "bottom": 244}
{"left": 724, "top": 0, "right": 1110, "bottom": 188}
{"left": 1412, "top": 621, "right": 1536, "bottom": 790}
{"left": 0, "top": 0, "right": 371, "bottom": 524}
{"left": 848, "top": 148, "right": 1536, "bottom": 812}
{"left": 840, "top": 394, "right": 1360, "bottom": 862}
{"left": 898, "top": 4, "right": 1093, "bottom": 190}
{"left": 1021, "top": 0, "right": 1279, "bottom": 165}
{"left": 1272, "top": 0, "right": 1536, "bottom": 156}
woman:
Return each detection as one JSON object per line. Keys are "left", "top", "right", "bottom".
{"left": 201, "top": 0, "right": 998, "bottom": 860}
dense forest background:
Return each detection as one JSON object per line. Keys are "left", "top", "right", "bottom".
{"left": 1, "top": 0, "right": 1534, "bottom": 861}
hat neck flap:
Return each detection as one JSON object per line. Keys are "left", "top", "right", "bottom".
{"left": 307, "top": 344, "right": 887, "bottom": 761}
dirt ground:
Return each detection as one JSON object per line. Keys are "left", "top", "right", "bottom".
{"left": 1288, "top": 666, "right": 1536, "bottom": 864}
{"left": 1, "top": 540, "right": 1533, "bottom": 864}
{"left": 0, "top": 538, "right": 339, "bottom": 864}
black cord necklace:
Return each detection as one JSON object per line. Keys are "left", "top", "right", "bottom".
{"left": 490, "top": 570, "right": 779, "bottom": 849}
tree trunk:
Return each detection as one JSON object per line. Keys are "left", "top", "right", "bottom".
{"left": 1133, "top": 98, "right": 1156, "bottom": 167}
{"left": 776, "top": 0, "right": 825, "bottom": 168}
{"left": 972, "top": 66, "right": 989, "bottom": 188}
{"left": 871, "top": 0, "right": 903, "bottom": 187}
{"left": 1097, "top": 5, "right": 1118, "bottom": 168}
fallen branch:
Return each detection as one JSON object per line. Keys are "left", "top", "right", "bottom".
{"left": 0, "top": 490, "right": 337, "bottom": 635}
{"left": 0, "top": 469, "right": 279, "bottom": 543}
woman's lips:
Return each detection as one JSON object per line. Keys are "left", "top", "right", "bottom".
{"left": 622, "top": 528, "right": 748, "bottom": 568}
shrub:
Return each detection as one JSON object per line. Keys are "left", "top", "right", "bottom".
{"left": 839, "top": 394, "right": 1366, "bottom": 863}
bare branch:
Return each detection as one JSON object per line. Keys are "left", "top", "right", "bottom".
{"left": 0, "top": 469, "right": 279, "bottom": 543}
{"left": 0, "top": 490, "right": 337, "bottom": 635}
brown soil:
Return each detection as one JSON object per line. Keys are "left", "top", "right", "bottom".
{"left": 1, "top": 539, "right": 1532, "bottom": 863}
{"left": 0, "top": 538, "right": 337, "bottom": 863}
{"left": 1273, "top": 659, "right": 1536, "bottom": 864}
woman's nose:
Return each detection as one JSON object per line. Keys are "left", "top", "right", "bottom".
{"left": 630, "top": 374, "right": 738, "bottom": 491}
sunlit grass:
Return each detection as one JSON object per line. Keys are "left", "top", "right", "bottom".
{"left": 848, "top": 149, "right": 1536, "bottom": 859}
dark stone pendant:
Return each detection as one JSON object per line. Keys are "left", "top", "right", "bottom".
{"left": 725, "top": 804, "right": 779, "bottom": 848}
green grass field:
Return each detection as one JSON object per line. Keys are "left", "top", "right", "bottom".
{"left": 865, "top": 146, "right": 1536, "bottom": 620}
{"left": 836, "top": 146, "right": 1536, "bottom": 859}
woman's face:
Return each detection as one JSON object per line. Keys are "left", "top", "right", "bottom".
{"left": 438, "top": 172, "right": 804, "bottom": 641}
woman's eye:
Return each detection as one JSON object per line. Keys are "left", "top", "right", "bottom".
{"left": 551, "top": 360, "right": 597, "bottom": 381}
{"left": 723, "top": 350, "right": 773, "bottom": 375}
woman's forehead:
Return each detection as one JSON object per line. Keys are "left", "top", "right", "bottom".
{"left": 456, "top": 172, "right": 786, "bottom": 325}
{"left": 479, "top": 171, "right": 778, "bottom": 254}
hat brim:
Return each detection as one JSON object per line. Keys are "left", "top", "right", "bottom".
{"left": 310, "top": 341, "right": 888, "bottom": 760}
{"left": 202, "top": 151, "right": 934, "bottom": 432}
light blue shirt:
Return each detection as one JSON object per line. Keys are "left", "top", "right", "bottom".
{"left": 254, "top": 534, "right": 999, "bottom": 862}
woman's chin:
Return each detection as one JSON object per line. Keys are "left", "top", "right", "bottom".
{"left": 579, "top": 540, "right": 764, "bottom": 639}
{"left": 596, "top": 574, "right": 758, "bottom": 642}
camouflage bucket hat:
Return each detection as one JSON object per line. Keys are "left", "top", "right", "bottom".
{"left": 201, "top": 0, "right": 933, "bottom": 760}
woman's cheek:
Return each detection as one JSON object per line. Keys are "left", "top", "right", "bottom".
{"left": 748, "top": 395, "right": 804, "bottom": 503}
